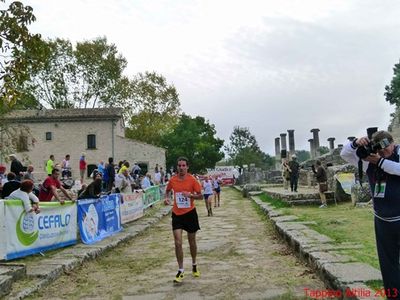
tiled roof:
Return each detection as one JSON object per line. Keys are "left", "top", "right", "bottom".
{"left": 2, "top": 108, "right": 123, "bottom": 122}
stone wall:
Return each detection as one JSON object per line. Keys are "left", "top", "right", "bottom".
{"left": 1, "top": 118, "right": 165, "bottom": 181}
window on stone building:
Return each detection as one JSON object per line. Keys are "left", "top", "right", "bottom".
{"left": 87, "top": 134, "right": 96, "bottom": 149}
{"left": 45, "top": 132, "right": 52, "bottom": 141}
{"left": 16, "top": 135, "right": 28, "bottom": 152}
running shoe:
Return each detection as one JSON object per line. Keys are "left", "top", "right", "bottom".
{"left": 173, "top": 271, "right": 184, "bottom": 283}
{"left": 192, "top": 265, "right": 201, "bottom": 277}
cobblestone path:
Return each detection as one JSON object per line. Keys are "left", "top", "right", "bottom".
{"left": 30, "top": 188, "right": 325, "bottom": 299}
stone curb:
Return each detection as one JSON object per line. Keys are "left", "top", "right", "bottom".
{"left": 234, "top": 186, "right": 382, "bottom": 300}
{"left": 7, "top": 205, "right": 172, "bottom": 300}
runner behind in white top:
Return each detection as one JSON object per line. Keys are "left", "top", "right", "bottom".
{"left": 202, "top": 176, "right": 214, "bottom": 216}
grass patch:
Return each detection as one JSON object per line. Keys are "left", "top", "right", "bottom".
{"left": 256, "top": 190, "right": 383, "bottom": 289}
{"left": 257, "top": 191, "right": 379, "bottom": 270}
{"left": 258, "top": 193, "right": 290, "bottom": 208}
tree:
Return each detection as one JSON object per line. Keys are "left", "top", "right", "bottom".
{"left": 0, "top": 0, "right": 44, "bottom": 111}
{"left": 125, "top": 71, "right": 181, "bottom": 145}
{"left": 295, "top": 150, "right": 310, "bottom": 163}
{"left": 318, "top": 146, "right": 330, "bottom": 156}
{"left": 385, "top": 60, "right": 400, "bottom": 106}
{"left": 225, "top": 126, "right": 272, "bottom": 169}
{"left": 20, "top": 37, "right": 131, "bottom": 109}
{"left": 161, "top": 114, "right": 224, "bottom": 174}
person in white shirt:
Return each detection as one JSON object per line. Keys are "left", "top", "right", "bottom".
{"left": 141, "top": 173, "right": 152, "bottom": 189}
{"left": 7, "top": 180, "right": 40, "bottom": 213}
{"left": 154, "top": 170, "right": 162, "bottom": 185}
{"left": 202, "top": 176, "right": 214, "bottom": 216}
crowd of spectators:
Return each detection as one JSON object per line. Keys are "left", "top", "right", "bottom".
{"left": 0, "top": 153, "right": 168, "bottom": 208}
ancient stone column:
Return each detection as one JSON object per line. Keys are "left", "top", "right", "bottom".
{"left": 287, "top": 129, "right": 295, "bottom": 156}
{"left": 347, "top": 136, "right": 356, "bottom": 142}
{"left": 280, "top": 133, "right": 287, "bottom": 151}
{"left": 274, "top": 137, "right": 281, "bottom": 157}
{"left": 327, "top": 137, "right": 335, "bottom": 154}
{"left": 274, "top": 137, "right": 281, "bottom": 170}
{"left": 308, "top": 138, "right": 315, "bottom": 159}
{"left": 310, "top": 128, "right": 320, "bottom": 157}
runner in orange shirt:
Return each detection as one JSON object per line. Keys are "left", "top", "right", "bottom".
{"left": 164, "top": 156, "right": 203, "bottom": 283}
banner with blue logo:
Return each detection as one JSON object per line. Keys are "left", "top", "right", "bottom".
{"left": 77, "top": 194, "right": 122, "bottom": 244}
{"left": 0, "top": 200, "right": 77, "bottom": 260}
{"left": 143, "top": 186, "right": 162, "bottom": 209}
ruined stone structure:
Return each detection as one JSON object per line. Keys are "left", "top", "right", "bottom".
{"left": 287, "top": 129, "right": 295, "bottom": 155}
{"left": 327, "top": 137, "right": 335, "bottom": 154}
{"left": 280, "top": 133, "right": 287, "bottom": 151}
{"left": 310, "top": 128, "right": 320, "bottom": 157}
{"left": 1, "top": 108, "right": 165, "bottom": 180}
{"left": 274, "top": 137, "right": 281, "bottom": 169}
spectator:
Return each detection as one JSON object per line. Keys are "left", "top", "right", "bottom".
{"left": 22, "top": 165, "right": 39, "bottom": 196}
{"left": 288, "top": 154, "right": 300, "bottom": 192}
{"left": 0, "top": 164, "right": 7, "bottom": 194}
{"left": 2, "top": 172, "right": 21, "bottom": 198}
{"left": 78, "top": 171, "right": 103, "bottom": 199}
{"left": 141, "top": 173, "right": 152, "bottom": 189}
{"left": 131, "top": 163, "right": 141, "bottom": 179}
{"left": 7, "top": 180, "right": 40, "bottom": 213}
{"left": 115, "top": 168, "right": 134, "bottom": 193}
{"left": 9, "top": 154, "right": 24, "bottom": 181}
{"left": 154, "top": 169, "right": 162, "bottom": 185}
{"left": 61, "top": 154, "right": 71, "bottom": 178}
{"left": 105, "top": 157, "right": 115, "bottom": 192}
{"left": 79, "top": 153, "right": 87, "bottom": 184}
{"left": 23, "top": 165, "right": 35, "bottom": 182}
{"left": 118, "top": 161, "right": 130, "bottom": 174}
{"left": 39, "top": 168, "right": 73, "bottom": 204}
{"left": 97, "top": 160, "right": 105, "bottom": 176}
{"left": 46, "top": 155, "right": 55, "bottom": 176}
{"left": 154, "top": 163, "right": 159, "bottom": 173}
{"left": 160, "top": 167, "right": 165, "bottom": 184}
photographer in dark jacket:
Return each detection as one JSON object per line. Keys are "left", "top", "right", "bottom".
{"left": 312, "top": 160, "right": 328, "bottom": 208}
{"left": 288, "top": 155, "right": 300, "bottom": 192}
{"left": 341, "top": 130, "right": 400, "bottom": 298}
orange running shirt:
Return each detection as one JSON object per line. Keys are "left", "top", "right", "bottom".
{"left": 166, "top": 173, "right": 202, "bottom": 216}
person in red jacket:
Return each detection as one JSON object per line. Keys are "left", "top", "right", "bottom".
{"left": 39, "top": 168, "right": 73, "bottom": 204}
{"left": 79, "top": 152, "right": 87, "bottom": 184}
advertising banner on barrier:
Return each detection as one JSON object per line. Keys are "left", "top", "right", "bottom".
{"left": 1, "top": 200, "right": 77, "bottom": 260}
{"left": 77, "top": 194, "right": 122, "bottom": 244}
{"left": 120, "top": 191, "right": 144, "bottom": 224}
{"left": 143, "top": 186, "right": 161, "bottom": 209}
{"left": 206, "top": 166, "right": 239, "bottom": 185}
{"left": 335, "top": 173, "right": 356, "bottom": 195}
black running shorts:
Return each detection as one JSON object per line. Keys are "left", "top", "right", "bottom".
{"left": 172, "top": 208, "right": 200, "bottom": 233}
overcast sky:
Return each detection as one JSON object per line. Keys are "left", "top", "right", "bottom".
{"left": 22, "top": 0, "right": 400, "bottom": 155}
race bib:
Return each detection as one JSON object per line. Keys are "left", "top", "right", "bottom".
{"left": 374, "top": 182, "right": 386, "bottom": 198}
{"left": 176, "top": 192, "right": 190, "bottom": 208}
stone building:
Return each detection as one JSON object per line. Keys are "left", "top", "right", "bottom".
{"left": 0, "top": 108, "right": 165, "bottom": 181}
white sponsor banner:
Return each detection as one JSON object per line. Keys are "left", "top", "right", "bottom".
{"left": 1, "top": 200, "right": 77, "bottom": 260}
{"left": 206, "top": 166, "right": 239, "bottom": 184}
{"left": 120, "top": 192, "right": 144, "bottom": 224}
{"left": 206, "top": 166, "right": 239, "bottom": 178}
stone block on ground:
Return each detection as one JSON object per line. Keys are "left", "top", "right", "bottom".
{"left": 0, "top": 275, "right": 13, "bottom": 297}
{"left": 0, "top": 264, "right": 26, "bottom": 281}
{"left": 26, "top": 263, "right": 64, "bottom": 279}
{"left": 323, "top": 262, "right": 381, "bottom": 286}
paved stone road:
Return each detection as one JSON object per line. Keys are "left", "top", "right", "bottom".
{"left": 30, "top": 188, "right": 325, "bottom": 300}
